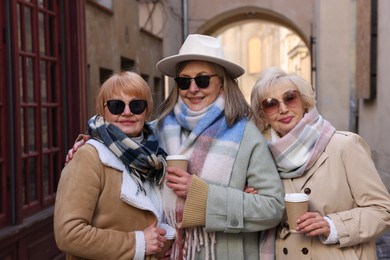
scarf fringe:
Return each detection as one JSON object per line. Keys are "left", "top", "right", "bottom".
{"left": 176, "top": 227, "right": 215, "bottom": 260}
{"left": 166, "top": 213, "right": 216, "bottom": 260}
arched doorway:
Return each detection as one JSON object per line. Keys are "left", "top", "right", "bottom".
{"left": 197, "top": 7, "right": 311, "bottom": 102}
{"left": 214, "top": 21, "right": 310, "bottom": 102}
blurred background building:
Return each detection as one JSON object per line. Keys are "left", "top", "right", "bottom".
{"left": 0, "top": 0, "right": 389, "bottom": 258}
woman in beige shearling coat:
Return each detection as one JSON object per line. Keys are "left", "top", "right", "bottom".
{"left": 54, "top": 72, "right": 173, "bottom": 260}
{"left": 251, "top": 67, "right": 390, "bottom": 259}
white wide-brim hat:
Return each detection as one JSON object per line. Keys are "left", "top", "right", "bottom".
{"left": 156, "top": 34, "right": 245, "bottom": 79}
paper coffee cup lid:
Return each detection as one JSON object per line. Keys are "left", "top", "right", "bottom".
{"left": 284, "top": 193, "right": 309, "bottom": 202}
{"left": 167, "top": 155, "right": 187, "bottom": 160}
{"left": 160, "top": 223, "right": 176, "bottom": 239}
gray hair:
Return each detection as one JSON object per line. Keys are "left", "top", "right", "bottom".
{"left": 250, "top": 67, "right": 316, "bottom": 132}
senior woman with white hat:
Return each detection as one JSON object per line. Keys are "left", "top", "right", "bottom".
{"left": 155, "top": 34, "right": 284, "bottom": 260}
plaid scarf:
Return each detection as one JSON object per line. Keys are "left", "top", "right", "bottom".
{"left": 267, "top": 107, "right": 336, "bottom": 179}
{"left": 158, "top": 96, "right": 246, "bottom": 260}
{"left": 87, "top": 115, "right": 167, "bottom": 193}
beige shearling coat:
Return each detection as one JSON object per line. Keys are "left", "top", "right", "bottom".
{"left": 275, "top": 131, "right": 390, "bottom": 260}
{"left": 54, "top": 140, "right": 165, "bottom": 260}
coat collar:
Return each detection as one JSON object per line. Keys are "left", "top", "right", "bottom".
{"left": 87, "top": 139, "right": 164, "bottom": 224}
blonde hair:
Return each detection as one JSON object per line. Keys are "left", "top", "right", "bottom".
{"left": 250, "top": 67, "right": 316, "bottom": 132}
{"left": 157, "top": 61, "right": 251, "bottom": 128}
{"left": 96, "top": 71, "right": 153, "bottom": 120}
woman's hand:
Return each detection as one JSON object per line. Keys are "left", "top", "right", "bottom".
{"left": 65, "top": 135, "right": 90, "bottom": 165}
{"left": 244, "top": 186, "right": 258, "bottom": 194}
{"left": 165, "top": 167, "right": 192, "bottom": 198}
{"left": 295, "top": 211, "right": 330, "bottom": 238}
{"left": 143, "top": 224, "right": 167, "bottom": 256}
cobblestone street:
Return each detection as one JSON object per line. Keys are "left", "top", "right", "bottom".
{"left": 377, "top": 230, "right": 390, "bottom": 259}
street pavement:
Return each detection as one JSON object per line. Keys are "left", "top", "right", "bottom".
{"left": 377, "top": 230, "right": 390, "bottom": 259}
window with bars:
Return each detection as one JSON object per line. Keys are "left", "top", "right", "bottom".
{"left": 0, "top": 0, "right": 63, "bottom": 227}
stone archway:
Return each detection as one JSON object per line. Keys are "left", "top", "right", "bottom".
{"left": 195, "top": 6, "right": 311, "bottom": 103}
{"left": 199, "top": 6, "right": 310, "bottom": 47}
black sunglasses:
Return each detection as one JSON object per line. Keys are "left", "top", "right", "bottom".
{"left": 260, "top": 90, "right": 301, "bottom": 116}
{"left": 104, "top": 99, "right": 147, "bottom": 115}
{"left": 174, "top": 74, "right": 218, "bottom": 90}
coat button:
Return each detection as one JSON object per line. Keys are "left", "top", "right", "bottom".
{"left": 302, "top": 247, "right": 309, "bottom": 255}
{"left": 304, "top": 188, "right": 311, "bottom": 195}
{"left": 231, "top": 219, "right": 239, "bottom": 227}
{"left": 283, "top": 248, "right": 288, "bottom": 255}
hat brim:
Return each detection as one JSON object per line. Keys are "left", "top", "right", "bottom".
{"left": 156, "top": 54, "right": 245, "bottom": 78}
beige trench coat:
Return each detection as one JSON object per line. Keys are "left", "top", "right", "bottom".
{"left": 275, "top": 131, "right": 390, "bottom": 260}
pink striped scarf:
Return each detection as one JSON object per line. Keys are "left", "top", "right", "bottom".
{"left": 267, "top": 107, "right": 336, "bottom": 179}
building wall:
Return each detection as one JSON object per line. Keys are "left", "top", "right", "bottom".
{"left": 85, "top": 0, "right": 163, "bottom": 120}
{"left": 358, "top": 0, "right": 390, "bottom": 190}
{"left": 314, "top": 0, "right": 353, "bottom": 131}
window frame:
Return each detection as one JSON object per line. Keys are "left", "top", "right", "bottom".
{"left": 0, "top": 0, "right": 64, "bottom": 227}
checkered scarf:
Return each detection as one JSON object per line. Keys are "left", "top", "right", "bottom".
{"left": 267, "top": 107, "right": 336, "bottom": 179}
{"left": 87, "top": 115, "right": 167, "bottom": 193}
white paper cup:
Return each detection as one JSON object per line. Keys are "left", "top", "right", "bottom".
{"left": 284, "top": 193, "right": 309, "bottom": 232}
{"left": 166, "top": 155, "right": 188, "bottom": 171}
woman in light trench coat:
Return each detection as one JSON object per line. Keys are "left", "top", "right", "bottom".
{"left": 251, "top": 67, "right": 390, "bottom": 260}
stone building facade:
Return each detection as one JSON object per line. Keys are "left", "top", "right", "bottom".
{"left": 0, "top": 0, "right": 388, "bottom": 259}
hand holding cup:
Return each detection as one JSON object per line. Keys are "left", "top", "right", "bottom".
{"left": 284, "top": 193, "right": 309, "bottom": 233}
{"left": 165, "top": 155, "right": 190, "bottom": 198}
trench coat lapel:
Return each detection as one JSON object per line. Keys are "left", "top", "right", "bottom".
{"left": 292, "top": 152, "right": 329, "bottom": 191}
